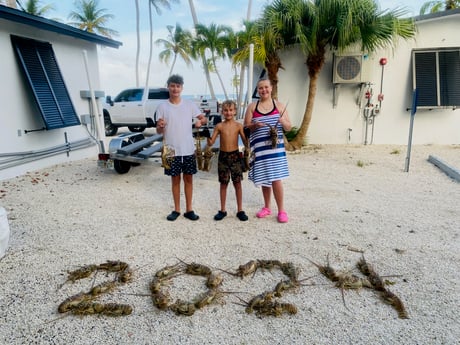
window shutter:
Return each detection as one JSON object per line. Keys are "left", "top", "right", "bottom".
{"left": 11, "top": 35, "right": 80, "bottom": 129}
{"left": 439, "top": 51, "right": 460, "bottom": 107}
{"left": 413, "top": 49, "right": 460, "bottom": 108}
{"left": 414, "top": 52, "right": 438, "bottom": 107}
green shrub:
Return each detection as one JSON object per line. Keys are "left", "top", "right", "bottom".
{"left": 284, "top": 126, "right": 299, "bottom": 142}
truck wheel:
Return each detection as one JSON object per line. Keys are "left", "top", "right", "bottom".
{"left": 128, "top": 126, "right": 146, "bottom": 133}
{"left": 104, "top": 111, "right": 118, "bottom": 136}
{"left": 105, "top": 123, "right": 118, "bottom": 136}
{"left": 114, "top": 159, "right": 131, "bottom": 174}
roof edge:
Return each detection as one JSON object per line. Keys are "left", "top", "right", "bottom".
{"left": 414, "top": 7, "right": 460, "bottom": 22}
{"left": 0, "top": 4, "right": 122, "bottom": 49}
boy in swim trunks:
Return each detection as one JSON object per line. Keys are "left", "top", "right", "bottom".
{"left": 207, "top": 100, "right": 249, "bottom": 221}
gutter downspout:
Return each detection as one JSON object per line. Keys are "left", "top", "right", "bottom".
{"left": 82, "top": 50, "right": 105, "bottom": 153}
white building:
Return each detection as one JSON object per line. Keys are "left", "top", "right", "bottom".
{"left": 276, "top": 9, "right": 460, "bottom": 145}
{"left": 0, "top": 5, "right": 121, "bottom": 180}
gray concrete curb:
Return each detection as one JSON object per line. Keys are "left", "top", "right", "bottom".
{"left": 427, "top": 155, "right": 460, "bottom": 182}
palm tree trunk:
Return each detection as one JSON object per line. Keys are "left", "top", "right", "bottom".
{"left": 237, "top": 0, "right": 252, "bottom": 118}
{"left": 188, "top": 0, "right": 198, "bottom": 24}
{"left": 202, "top": 58, "right": 216, "bottom": 99}
{"left": 247, "top": 0, "right": 252, "bottom": 18}
{"left": 135, "top": 0, "right": 140, "bottom": 87}
{"left": 168, "top": 55, "right": 177, "bottom": 77}
{"left": 287, "top": 69, "right": 319, "bottom": 150}
{"left": 143, "top": 0, "right": 154, "bottom": 94}
{"left": 212, "top": 56, "right": 228, "bottom": 99}
{"left": 265, "top": 54, "right": 282, "bottom": 100}
{"left": 287, "top": 52, "right": 325, "bottom": 150}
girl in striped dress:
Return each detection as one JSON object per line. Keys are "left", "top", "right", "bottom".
{"left": 244, "top": 78, "right": 292, "bottom": 223}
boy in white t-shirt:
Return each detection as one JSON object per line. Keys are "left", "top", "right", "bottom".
{"left": 156, "top": 75, "right": 207, "bottom": 221}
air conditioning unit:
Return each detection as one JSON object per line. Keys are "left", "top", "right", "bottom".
{"left": 333, "top": 54, "right": 363, "bottom": 83}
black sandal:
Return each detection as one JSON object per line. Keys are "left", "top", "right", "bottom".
{"left": 184, "top": 211, "right": 199, "bottom": 221}
{"left": 236, "top": 211, "right": 248, "bottom": 221}
{"left": 167, "top": 211, "right": 180, "bottom": 221}
{"left": 214, "top": 210, "right": 227, "bottom": 221}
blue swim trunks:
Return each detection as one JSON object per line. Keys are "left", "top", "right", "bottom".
{"left": 165, "top": 155, "right": 197, "bottom": 176}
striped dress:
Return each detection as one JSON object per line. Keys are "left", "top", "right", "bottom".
{"left": 248, "top": 100, "right": 289, "bottom": 187}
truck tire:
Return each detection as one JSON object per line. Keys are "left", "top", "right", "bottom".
{"left": 104, "top": 110, "right": 118, "bottom": 136}
{"left": 128, "top": 126, "right": 146, "bottom": 133}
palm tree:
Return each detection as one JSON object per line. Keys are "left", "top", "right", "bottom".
{"left": 232, "top": 16, "right": 291, "bottom": 101}
{"left": 232, "top": 20, "right": 265, "bottom": 115}
{"left": 134, "top": 0, "right": 177, "bottom": 88}
{"left": 193, "top": 23, "right": 233, "bottom": 99}
{"left": 257, "top": 13, "right": 296, "bottom": 99}
{"left": 420, "top": 0, "right": 460, "bottom": 14}
{"left": 188, "top": 0, "right": 215, "bottom": 99}
{"left": 264, "top": 0, "right": 416, "bottom": 150}
{"left": 19, "top": 0, "right": 55, "bottom": 16}
{"left": 235, "top": 0, "right": 254, "bottom": 116}
{"left": 225, "top": 27, "right": 245, "bottom": 103}
{"left": 155, "top": 23, "right": 193, "bottom": 77}
{"left": 67, "top": 0, "right": 118, "bottom": 38}
{"left": 135, "top": 0, "right": 141, "bottom": 87}
{"left": 231, "top": 20, "right": 257, "bottom": 116}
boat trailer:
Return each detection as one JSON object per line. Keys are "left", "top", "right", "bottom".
{"left": 98, "top": 127, "right": 213, "bottom": 174}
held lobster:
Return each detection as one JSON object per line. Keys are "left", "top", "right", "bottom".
{"left": 264, "top": 102, "right": 288, "bottom": 149}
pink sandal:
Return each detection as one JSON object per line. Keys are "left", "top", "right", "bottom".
{"left": 277, "top": 211, "right": 288, "bottom": 223}
{"left": 256, "top": 207, "right": 271, "bottom": 218}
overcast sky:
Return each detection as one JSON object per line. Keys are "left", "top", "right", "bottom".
{"left": 51, "top": 0, "right": 428, "bottom": 98}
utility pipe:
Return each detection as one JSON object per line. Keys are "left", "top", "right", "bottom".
{"left": 0, "top": 138, "right": 92, "bottom": 157}
{"left": 0, "top": 138, "right": 93, "bottom": 170}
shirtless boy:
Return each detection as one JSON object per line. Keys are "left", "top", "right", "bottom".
{"left": 207, "top": 100, "right": 249, "bottom": 221}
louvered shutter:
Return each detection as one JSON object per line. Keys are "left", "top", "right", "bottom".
{"left": 11, "top": 35, "right": 80, "bottom": 129}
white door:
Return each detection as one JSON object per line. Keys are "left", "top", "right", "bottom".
{"left": 110, "top": 88, "right": 146, "bottom": 124}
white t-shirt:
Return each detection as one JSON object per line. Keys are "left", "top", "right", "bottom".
{"left": 156, "top": 99, "right": 202, "bottom": 156}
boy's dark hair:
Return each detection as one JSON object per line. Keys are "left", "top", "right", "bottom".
{"left": 167, "top": 74, "right": 184, "bottom": 85}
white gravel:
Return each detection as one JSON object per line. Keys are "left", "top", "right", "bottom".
{"left": 0, "top": 144, "right": 459, "bottom": 345}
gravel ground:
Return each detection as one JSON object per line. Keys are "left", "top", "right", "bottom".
{"left": 0, "top": 144, "right": 459, "bottom": 345}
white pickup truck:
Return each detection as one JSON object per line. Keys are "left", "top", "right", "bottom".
{"left": 103, "top": 87, "right": 219, "bottom": 136}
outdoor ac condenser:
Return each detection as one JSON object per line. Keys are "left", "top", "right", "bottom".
{"left": 333, "top": 54, "right": 363, "bottom": 84}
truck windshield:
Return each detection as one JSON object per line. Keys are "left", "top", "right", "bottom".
{"left": 114, "top": 89, "right": 143, "bottom": 102}
{"left": 148, "top": 89, "right": 169, "bottom": 99}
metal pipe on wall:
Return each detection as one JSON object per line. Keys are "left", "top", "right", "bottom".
{"left": 0, "top": 138, "right": 93, "bottom": 171}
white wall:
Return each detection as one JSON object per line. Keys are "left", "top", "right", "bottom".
{"left": 276, "top": 14, "right": 460, "bottom": 145}
{"left": 0, "top": 20, "right": 106, "bottom": 180}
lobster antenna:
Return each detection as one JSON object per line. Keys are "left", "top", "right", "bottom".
{"left": 279, "top": 100, "right": 289, "bottom": 119}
